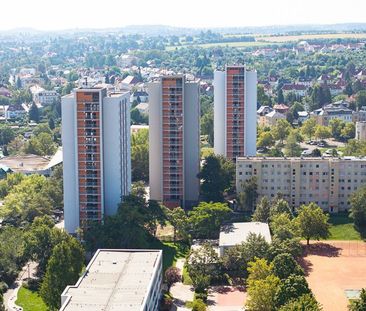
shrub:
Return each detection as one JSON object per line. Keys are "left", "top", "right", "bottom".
{"left": 23, "top": 278, "right": 40, "bottom": 291}
{"left": 165, "top": 267, "right": 181, "bottom": 288}
{"left": 195, "top": 292, "right": 208, "bottom": 303}
{"left": 0, "top": 282, "right": 8, "bottom": 294}
{"left": 192, "top": 298, "right": 206, "bottom": 311}
{"left": 159, "top": 293, "right": 173, "bottom": 311}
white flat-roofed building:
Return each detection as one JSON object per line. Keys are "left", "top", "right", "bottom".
{"left": 236, "top": 156, "right": 366, "bottom": 213}
{"left": 219, "top": 222, "right": 271, "bottom": 256}
{"left": 60, "top": 249, "right": 163, "bottom": 311}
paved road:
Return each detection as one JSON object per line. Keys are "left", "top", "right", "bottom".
{"left": 3, "top": 262, "right": 37, "bottom": 311}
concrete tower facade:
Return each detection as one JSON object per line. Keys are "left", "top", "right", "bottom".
{"left": 148, "top": 75, "right": 200, "bottom": 208}
{"left": 214, "top": 65, "right": 257, "bottom": 161}
{"left": 62, "top": 86, "right": 131, "bottom": 233}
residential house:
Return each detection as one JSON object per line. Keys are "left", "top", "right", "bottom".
{"left": 282, "top": 84, "right": 307, "bottom": 97}
{"left": 311, "top": 103, "right": 354, "bottom": 126}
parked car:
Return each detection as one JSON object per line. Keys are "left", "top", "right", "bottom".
{"left": 301, "top": 149, "right": 313, "bottom": 156}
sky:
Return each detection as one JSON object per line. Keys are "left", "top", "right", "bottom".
{"left": 1, "top": 0, "right": 366, "bottom": 31}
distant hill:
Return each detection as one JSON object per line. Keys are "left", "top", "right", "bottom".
{"left": 1, "top": 23, "right": 366, "bottom": 37}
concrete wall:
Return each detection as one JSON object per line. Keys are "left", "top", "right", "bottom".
{"left": 214, "top": 71, "right": 226, "bottom": 156}
{"left": 148, "top": 83, "right": 163, "bottom": 201}
{"left": 103, "top": 93, "right": 131, "bottom": 216}
{"left": 62, "top": 95, "right": 79, "bottom": 233}
{"left": 184, "top": 82, "right": 200, "bottom": 205}
{"left": 245, "top": 71, "right": 257, "bottom": 156}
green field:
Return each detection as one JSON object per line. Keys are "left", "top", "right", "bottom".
{"left": 15, "top": 286, "right": 48, "bottom": 311}
{"left": 327, "top": 214, "right": 365, "bottom": 240}
{"left": 166, "top": 32, "right": 366, "bottom": 50}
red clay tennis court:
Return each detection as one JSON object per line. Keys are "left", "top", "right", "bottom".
{"left": 300, "top": 241, "right": 366, "bottom": 311}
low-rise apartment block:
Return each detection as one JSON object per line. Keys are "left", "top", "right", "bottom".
{"left": 60, "top": 249, "right": 162, "bottom": 311}
{"left": 236, "top": 157, "right": 366, "bottom": 212}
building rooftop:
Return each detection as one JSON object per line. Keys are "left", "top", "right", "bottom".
{"left": 219, "top": 222, "right": 271, "bottom": 247}
{"left": 0, "top": 154, "right": 51, "bottom": 172}
{"left": 60, "top": 249, "right": 162, "bottom": 311}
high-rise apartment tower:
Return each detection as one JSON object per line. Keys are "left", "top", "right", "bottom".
{"left": 148, "top": 75, "right": 200, "bottom": 208}
{"left": 214, "top": 65, "right": 257, "bottom": 161}
{"left": 62, "top": 86, "right": 131, "bottom": 233}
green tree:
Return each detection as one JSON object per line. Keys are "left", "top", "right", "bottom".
{"left": 0, "top": 227, "right": 25, "bottom": 285}
{"left": 272, "top": 253, "right": 304, "bottom": 280}
{"left": 24, "top": 216, "right": 71, "bottom": 277}
{"left": 349, "top": 288, "right": 366, "bottom": 311}
{"left": 0, "top": 125, "right": 15, "bottom": 146}
{"left": 246, "top": 274, "right": 280, "bottom": 311}
{"left": 277, "top": 89, "right": 285, "bottom": 104}
{"left": 188, "top": 202, "right": 231, "bottom": 239}
{"left": 222, "top": 233, "right": 270, "bottom": 278}
{"left": 247, "top": 258, "right": 273, "bottom": 283}
{"left": 301, "top": 118, "right": 317, "bottom": 141}
{"left": 270, "top": 213, "right": 298, "bottom": 241}
{"left": 315, "top": 125, "right": 331, "bottom": 141}
{"left": 237, "top": 177, "right": 258, "bottom": 211}
{"left": 279, "top": 294, "right": 322, "bottom": 311}
{"left": 29, "top": 103, "right": 40, "bottom": 123}
{"left": 350, "top": 187, "right": 366, "bottom": 228}
{"left": 33, "top": 123, "right": 53, "bottom": 136}
{"left": 201, "top": 110, "right": 214, "bottom": 146}
{"left": 275, "top": 275, "right": 312, "bottom": 308}
{"left": 0, "top": 175, "right": 54, "bottom": 225}
{"left": 252, "top": 196, "right": 271, "bottom": 223}
{"left": 40, "top": 239, "right": 84, "bottom": 310}
{"left": 7, "top": 136, "right": 26, "bottom": 155}
{"left": 329, "top": 118, "right": 345, "bottom": 141}
{"left": 269, "top": 237, "right": 303, "bottom": 259}
{"left": 166, "top": 207, "right": 189, "bottom": 242}
{"left": 84, "top": 195, "right": 155, "bottom": 251}
{"left": 356, "top": 91, "right": 366, "bottom": 110}
{"left": 273, "top": 119, "right": 291, "bottom": 145}
{"left": 25, "top": 133, "right": 57, "bottom": 156}
{"left": 131, "top": 129, "right": 149, "bottom": 182}
{"left": 341, "top": 123, "right": 355, "bottom": 141}
{"left": 296, "top": 203, "right": 330, "bottom": 245}
{"left": 187, "top": 243, "right": 220, "bottom": 292}
{"left": 257, "top": 132, "right": 275, "bottom": 150}
{"left": 271, "top": 199, "right": 293, "bottom": 218}
{"left": 284, "top": 130, "right": 302, "bottom": 157}
{"left": 198, "top": 155, "right": 235, "bottom": 202}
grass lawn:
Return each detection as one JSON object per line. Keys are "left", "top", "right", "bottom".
{"left": 327, "top": 213, "right": 365, "bottom": 240}
{"left": 149, "top": 239, "right": 190, "bottom": 272}
{"left": 15, "top": 286, "right": 48, "bottom": 311}
{"left": 182, "top": 264, "right": 193, "bottom": 285}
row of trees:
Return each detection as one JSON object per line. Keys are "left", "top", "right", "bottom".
{"left": 0, "top": 166, "right": 63, "bottom": 226}
{"left": 257, "top": 116, "right": 356, "bottom": 158}
{"left": 0, "top": 215, "right": 84, "bottom": 311}
{"left": 184, "top": 200, "right": 327, "bottom": 309}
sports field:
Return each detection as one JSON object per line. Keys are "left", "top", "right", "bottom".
{"left": 301, "top": 241, "right": 366, "bottom": 311}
